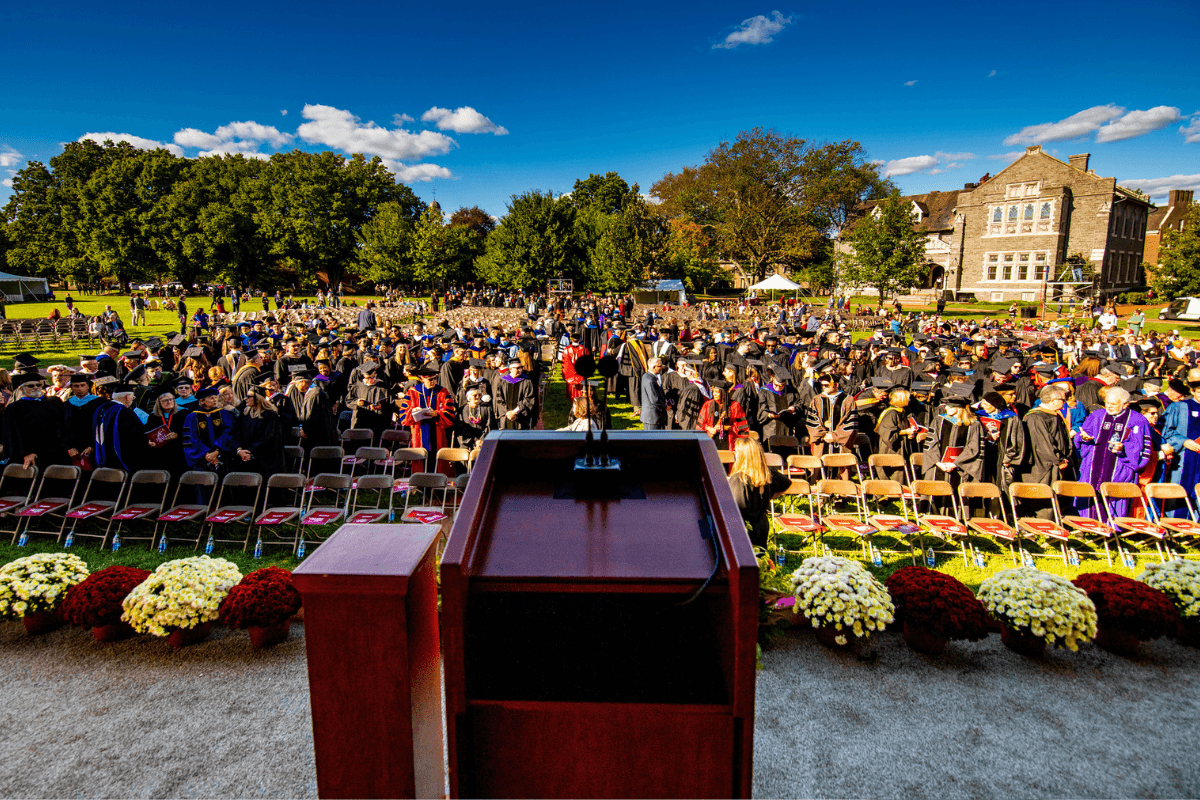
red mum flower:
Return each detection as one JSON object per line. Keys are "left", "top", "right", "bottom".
{"left": 60, "top": 566, "right": 152, "bottom": 628}
{"left": 219, "top": 567, "right": 302, "bottom": 629}
{"left": 1072, "top": 572, "right": 1178, "bottom": 641}
{"left": 885, "top": 566, "right": 989, "bottom": 640}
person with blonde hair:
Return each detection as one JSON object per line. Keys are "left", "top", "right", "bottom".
{"left": 235, "top": 385, "right": 283, "bottom": 478}
{"left": 727, "top": 436, "right": 790, "bottom": 548}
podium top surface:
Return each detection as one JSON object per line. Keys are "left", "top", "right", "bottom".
{"left": 292, "top": 524, "right": 441, "bottom": 593}
{"left": 451, "top": 433, "right": 740, "bottom": 584}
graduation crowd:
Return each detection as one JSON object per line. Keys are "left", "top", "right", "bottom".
{"left": 3, "top": 290, "right": 1200, "bottom": 557}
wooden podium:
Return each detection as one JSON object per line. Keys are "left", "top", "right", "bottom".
{"left": 292, "top": 524, "right": 444, "bottom": 799}
{"left": 441, "top": 431, "right": 758, "bottom": 799}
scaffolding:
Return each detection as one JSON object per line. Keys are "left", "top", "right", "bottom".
{"left": 1040, "top": 260, "right": 1097, "bottom": 320}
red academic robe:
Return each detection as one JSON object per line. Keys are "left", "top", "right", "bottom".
{"left": 561, "top": 343, "right": 591, "bottom": 402}
{"left": 696, "top": 400, "right": 749, "bottom": 450}
{"left": 399, "top": 384, "right": 457, "bottom": 474}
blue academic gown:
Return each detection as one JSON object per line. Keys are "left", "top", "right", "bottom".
{"left": 1162, "top": 398, "right": 1200, "bottom": 517}
{"left": 182, "top": 408, "right": 240, "bottom": 470}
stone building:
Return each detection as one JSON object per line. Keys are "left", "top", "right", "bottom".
{"left": 838, "top": 145, "right": 1154, "bottom": 302}
{"left": 952, "top": 146, "right": 1153, "bottom": 302}
{"left": 1144, "top": 189, "right": 1194, "bottom": 265}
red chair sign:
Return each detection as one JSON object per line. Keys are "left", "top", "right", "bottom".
{"left": 1165, "top": 518, "right": 1200, "bottom": 533}
{"left": 111, "top": 506, "right": 157, "bottom": 521}
{"left": 303, "top": 510, "right": 343, "bottom": 526}
{"left": 403, "top": 509, "right": 447, "bottom": 524}
{"left": 1116, "top": 519, "right": 1165, "bottom": 537}
{"left": 1069, "top": 518, "right": 1114, "bottom": 537}
{"left": 67, "top": 503, "right": 110, "bottom": 519}
{"left": 20, "top": 501, "right": 65, "bottom": 517}
{"left": 205, "top": 509, "right": 246, "bottom": 524}
{"left": 923, "top": 517, "right": 968, "bottom": 537}
{"left": 871, "top": 515, "right": 909, "bottom": 531}
{"left": 392, "top": 480, "right": 411, "bottom": 493}
{"left": 342, "top": 456, "right": 365, "bottom": 465}
{"left": 971, "top": 519, "right": 1015, "bottom": 538}
{"left": 1022, "top": 519, "right": 1070, "bottom": 538}
{"left": 825, "top": 514, "right": 874, "bottom": 536}
{"left": 255, "top": 511, "right": 295, "bottom": 526}
{"left": 779, "top": 514, "right": 822, "bottom": 532}
{"left": 349, "top": 511, "right": 387, "bottom": 524}
{"left": 158, "top": 506, "right": 204, "bottom": 522}
{"left": 0, "top": 499, "right": 21, "bottom": 512}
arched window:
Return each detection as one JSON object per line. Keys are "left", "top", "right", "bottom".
{"left": 1040, "top": 202, "right": 1051, "bottom": 219}
{"left": 1008, "top": 205, "right": 1018, "bottom": 221}
{"left": 993, "top": 207, "right": 1002, "bottom": 222}
{"left": 1024, "top": 204, "right": 1034, "bottom": 220}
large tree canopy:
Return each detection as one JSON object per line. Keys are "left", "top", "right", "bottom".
{"left": 476, "top": 191, "right": 581, "bottom": 290}
{"left": 839, "top": 192, "right": 927, "bottom": 299}
{"left": 1152, "top": 202, "right": 1200, "bottom": 298}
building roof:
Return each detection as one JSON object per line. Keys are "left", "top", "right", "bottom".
{"left": 855, "top": 190, "right": 961, "bottom": 233}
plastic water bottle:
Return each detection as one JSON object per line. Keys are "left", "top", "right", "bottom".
{"left": 872, "top": 545, "right": 883, "bottom": 568}
{"left": 254, "top": 537, "right": 263, "bottom": 559}
{"left": 1021, "top": 550, "right": 1034, "bottom": 568}
{"left": 775, "top": 546, "right": 786, "bottom": 568}
{"left": 158, "top": 535, "right": 168, "bottom": 554}
{"left": 64, "top": 532, "right": 74, "bottom": 548}
{"left": 1068, "top": 548, "right": 1080, "bottom": 567}
{"left": 1123, "top": 552, "right": 1136, "bottom": 569}
{"left": 973, "top": 552, "right": 986, "bottom": 569}
{"left": 17, "top": 531, "right": 28, "bottom": 547}
{"left": 389, "top": 509, "right": 395, "bottom": 522}
{"left": 925, "top": 547, "right": 936, "bottom": 568}
{"left": 205, "top": 534, "right": 214, "bottom": 554}
{"left": 111, "top": 534, "right": 121, "bottom": 552}
{"left": 296, "top": 539, "right": 306, "bottom": 559}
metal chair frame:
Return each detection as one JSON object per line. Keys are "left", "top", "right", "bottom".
{"left": 108, "top": 469, "right": 171, "bottom": 546}
{"left": 61, "top": 467, "right": 127, "bottom": 546}
{"left": 154, "top": 471, "right": 219, "bottom": 544}
{"left": 198, "top": 472, "right": 263, "bottom": 551}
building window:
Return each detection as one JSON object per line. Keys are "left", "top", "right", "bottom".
{"left": 1018, "top": 253, "right": 1030, "bottom": 281}
{"left": 1040, "top": 202, "right": 1052, "bottom": 219}
{"left": 1024, "top": 204, "right": 1034, "bottom": 220}
{"left": 993, "top": 207, "right": 1002, "bottom": 222}
{"left": 1008, "top": 205, "right": 1018, "bottom": 221}
{"left": 986, "top": 254, "right": 998, "bottom": 281}
{"left": 1002, "top": 254, "right": 1013, "bottom": 281}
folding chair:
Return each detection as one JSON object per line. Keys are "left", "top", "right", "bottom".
{"left": 861, "top": 479, "right": 920, "bottom": 563}
{"left": 812, "top": 478, "right": 870, "bottom": 551}
{"left": 867, "top": 453, "right": 907, "bottom": 483}
{"left": 199, "top": 472, "right": 263, "bottom": 552}
{"left": 1144, "top": 483, "right": 1200, "bottom": 553}
{"left": 437, "top": 447, "right": 473, "bottom": 508}
{"left": 306, "top": 446, "right": 345, "bottom": 482}
{"left": 1053, "top": 480, "right": 1120, "bottom": 565}
{"left": 390, "top": 446, "right": 428, "bottom": 479}
{"left": 763, "top": 452, "right": 783, "bottom": 470}
{"left": 61, "top": 468, "right": 128, "bottom": 547}
{"left": 766, "top": 435, "right": 800, "bottom": 458}
{"left": 958, "top": 482, "right": 1018, "bottom": 566}
{"left": 253, "top": 473, "right": 307, "bottom": 554}
{"left": 1099, "top": 482, "right": 1168, "bottom": 564}
{"left": 717, "top": 450, "right": 736, "bottom": 470}
{"left": 0, "top": 464, "right": 38, "bottom": 541}
{"left": 907, "top": 452, "right": 924, "bottom": 487}
{"left": 108, "top": 469, "right": 170, "bottom": 547}
{"left": 820, "top": 452, "right": 857, "bottom": 483}
{"left": 910, "top": 480, "right": 971, "bottom": 566}
{"left": 771, "top": 479, "right": 823, "bottom": 557}
{"left": 284, "top": 445, "right": 305, "bottom": 474}
{"left": 340, "top": 427, "right": 374, "bottom": 454}
{"left": 346, "top": 474, "right": 396, "bottom": 524}
{"left": 343, "top": 446, "right": 389, "bottom": 479}
{"left": 381, "top": 429, "right": 411, "bottom": 450}
{"left": 302, "top": 473, "right": 351, "bottom": 527}
{"left": 400, "top": 472, "right": 451, "bottom": 527}
{"left": 1007, "top": 483, "right": 1071, "bottom": 564}
{"left": 155, "top": 471, "right": 219, "bottom": 544}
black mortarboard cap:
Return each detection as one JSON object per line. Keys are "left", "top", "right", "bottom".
{"left": 183, "top": 346, "right": 203, "bottom": 358}
{"left": 871, "top": 377, "right": 894, "bottom": 389}
{"left": 911, "top": 381, "right": 934, "bottom": 393}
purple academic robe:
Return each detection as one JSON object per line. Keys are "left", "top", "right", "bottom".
{"left": 1074, "top": 408, "right": 1152, "bottom": 521}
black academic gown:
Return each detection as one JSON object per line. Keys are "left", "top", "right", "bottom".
{"left": 5, "top": 397, "right": 70, "bottom": 467}
{"left": 1022, "top": 408, "right": 1072, "bottom": 485}
{"left": 146, "top": 410, "right": 190, "bottom": 478}
{"left": 236, "top": 409, "right": 283, "bottom": 478}
{"left": 496, "top": 375, "right": 535, "bottom": 430}
{"left": 297, "top": 385, "right": 337, "bottom": 451}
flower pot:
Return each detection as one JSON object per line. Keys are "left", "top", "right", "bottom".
{"left": 93, "top": 622, "right": 136, "bottom": 643}
{"left": 902, "top": 621, "right": 948, "bottom": 655}
{"left": 1173, "top": 618, "right": 1200, "bottom": 648}
{"left": 1093, "top": 624, "right": 1141, "bottom": 657}
{"left": 23, "top": 611, "right": 64, "bottom": 636}
{"left": 814, "top": 624, "right": 852, "bottom": 650}
{"left": 248, "top": 621, "right": 290, "bottom": 651}
{"left": 1000, "top": 623, "right": 1045, "bottom": 658}
{"left": 167, "top": 621, "right": 213, "bottom": 649}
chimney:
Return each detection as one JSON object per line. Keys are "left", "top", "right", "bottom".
{"left": 963, "top": 182, "right": 976, "bottom": 190}
{"left": 1069, "top": 153, "right": 1090, "bottom": 172}
{"left": 1025, "top": 145, "right": 1042, "bottom": 155}
{"left": 1169, "top": 189, "right": 1195, "bottom": 207}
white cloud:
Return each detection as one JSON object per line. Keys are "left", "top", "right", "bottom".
{"left": 881, "top": 151, "right": 975, "bottom": 177}
{"left": 988, "top": 152, "right": 1023, "bottom": 163}
{"left": 1181, "top": 115, "right": 1200, "bottom": 144}
{"left": 713, "top": 10, "right": 792, "bottom": 49}
{"left": 420, "top": 106, "right": 508, "bottom": 135}
{"left": 393, "top": 113, "right": 414, "bottom": 125}
{"left": 213, "top": 121, "right": 292, "bottom": 148}
{"left": 1004, "top": 104, "right": 1125, "bottom": 145}
{"left": 79, "top": 132, "right": 184, "bottom": 157}
{"left": 1096, "top": 106, "right": 1182, "bottom": 143}
{"left": 383, "top": 160, "right": 453, "bottom": 183}
{"left": 988, "top": 69, "right": 997, "bottom": 78}
{"left": 174, "top": 121, "right": 292, "bottom": 157}
{"left": 1, "top": 178, "right": 12, "bottom": 188}
{"left": 298, "top": 104, "right": 456, "bottom": 160}
{"left": 280, "top": 109, "right": 288, "bottom": 116}
{"left": 1121, "top": 173, "right": 1200, "bottom": 200}
{"left": 904, "top": 80, "right": 918, "bottom": 87}
{"left": 174, "top": 128, "right": 223, "bottom": 149}
{"left": 0, "top": 147, "right": 21, "bottom": 168}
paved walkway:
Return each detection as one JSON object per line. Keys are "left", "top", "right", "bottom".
{"left": 1, "top": 620, "right": 1196, "bottom": 798}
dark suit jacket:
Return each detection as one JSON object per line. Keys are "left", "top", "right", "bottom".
{"left": 640, "top": 371, "right": 667, "bottom": 427}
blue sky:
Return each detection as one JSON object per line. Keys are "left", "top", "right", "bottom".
{"left": 3, "top": 0, "right": 1199, "bottom": 215}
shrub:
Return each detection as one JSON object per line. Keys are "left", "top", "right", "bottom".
{"left": 885, "top": 566, "right": 989, "bottom": 641}
{"left": 1072, "top": 571, "right": 1177, "bottom": 641}
{"left": 219, "top": 566, "right": 302, "bottom": 629}
{"left": 60, "top": 566, "right": 151, "bottom": 628}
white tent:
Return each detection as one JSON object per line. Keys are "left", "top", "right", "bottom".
{"left": 0, "top": 272, "right": 51, "bottom": 302}
{"left": 747, "top": 273, "right": 801, "bottom": 293}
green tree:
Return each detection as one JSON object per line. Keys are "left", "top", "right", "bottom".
{"left": 581, "top": 199, "right": 669, "bottom": 293}
{"left": 448, "top": 205, "right": 496, "bottom": 237}
{"left": 840, "top": 192, "right": 927, "bottom": 300}
{"left": 797, "top": 141, "right": 893, "bottom": 237}
{"left": 409, "top": 204, "right": 476, "bottom": 289}
{"left": 652, "top": 128, "right": 824, "bottom": 284}
{"left": 357, "top": 201, "right": 417, "bottom": 285}
{"left": 658, "top": 218, "right": 722, "bottom": 293}
{"left": 253, "top": 151, "right": 423, "bottom": 288}
{"left": 569, "top": 172, "right": 639, "bottom": 215}
{"left": 1153, "top": 203, "right": 1200, "bottom": 297}
{"left": 476, "top": 191, "right": 580, "bottom": 290}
